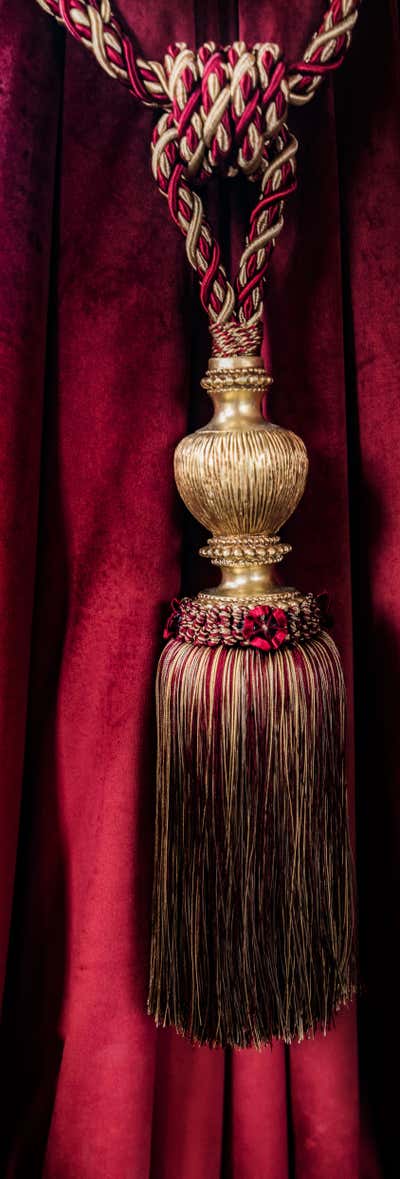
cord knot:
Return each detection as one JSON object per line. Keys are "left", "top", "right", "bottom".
{"left": 164, "top": 41, "right": 288, "bottom": 182}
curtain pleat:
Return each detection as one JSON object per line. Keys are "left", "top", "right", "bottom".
{"left": 0, "top": 0, "right": 61, "bottom": 1002}
{"left": 0, "top": 2, "right": 399, "bottom": 1176}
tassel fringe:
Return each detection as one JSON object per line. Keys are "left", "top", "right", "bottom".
{"left": 148, "top": 633, "right": 355, "bottom": 1049}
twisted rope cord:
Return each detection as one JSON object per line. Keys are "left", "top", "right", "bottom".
{"left": 36, "top": 1, "right": 360, "bottom": 109}
{"left": 151, "top": 112, "right": 235, "bottom": 324}
{"left": 236, "top": 127, "right": 298, "bottom": 327}
{"left": 35, "top": 0, "right": 361, "bottom": 350}
{"left": 289, "top": 0, "right": 359, "bottom": 104}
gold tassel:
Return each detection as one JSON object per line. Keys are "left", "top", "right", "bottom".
{"left": 148, "top": 355, "right": 355, "bottom": 1048}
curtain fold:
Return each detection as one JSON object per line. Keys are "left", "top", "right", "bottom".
{"left": 0, "top": 0, "right": 61, "bottom": 1001}
{"left": 0, "top": 1, "right": 398, "bottom": 1176}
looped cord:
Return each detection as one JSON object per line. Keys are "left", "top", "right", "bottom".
{"left": 151, "top": 112, "right": 297, "bottom": 335}
{"left": 35, "top": 1, "right": 361, "bottom": 351}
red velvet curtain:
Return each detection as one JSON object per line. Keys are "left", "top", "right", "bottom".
{"left": 0, "top": 1, "right": 399, "bottom": 1175}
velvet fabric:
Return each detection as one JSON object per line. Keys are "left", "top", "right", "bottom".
{"left": 0, "top": 0, "right": 399, "bottom": 1175}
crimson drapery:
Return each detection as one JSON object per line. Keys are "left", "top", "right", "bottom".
{"left": 0, "top": 0, "right": 399, "bottom": 1175}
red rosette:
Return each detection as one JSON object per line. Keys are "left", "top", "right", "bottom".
{"left": 242, "top": 604, "right": 289, "bottom": 651}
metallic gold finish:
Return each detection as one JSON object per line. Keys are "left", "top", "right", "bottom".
{"left": 201, "top": 367, "right": 271, "bottom": 396}
{"left": 205, "top": 564, "right": 281, "bottom": 599}
{"left": 174, "top": 357, "right": 308, "bottom": 598}
{"left": 208, "top": 355, "right": 265, "bottom": 371}
{"left": 198, "top": 588, "right": 307, "bottom": 609}
{"left": 199, "top": 533, "right": 291, "bottom": 566}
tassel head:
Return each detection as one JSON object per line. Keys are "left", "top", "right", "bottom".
{"left": 174, "top": 355, "right": 308, "bottom": 596}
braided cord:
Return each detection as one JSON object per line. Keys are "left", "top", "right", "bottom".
{"left": 35, "top": 1, "right": 362, "bottom": 348}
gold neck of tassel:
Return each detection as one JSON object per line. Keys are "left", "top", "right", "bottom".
{"left": 174, "top": 355, "right": 309, "bottom": 601}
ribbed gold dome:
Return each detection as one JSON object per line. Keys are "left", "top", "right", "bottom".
{"left": 174, "top": 359, "right": 308, "bottom": 596}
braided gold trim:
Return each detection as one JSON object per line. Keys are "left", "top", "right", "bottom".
{"left": 197, "top": 588, "right": 304, "bottom": 608}
{"left": 201, "top": 367, "right": 272, "bottom": 393}
{"left": 199, "top": 533, "right": 291, "bottom": 567}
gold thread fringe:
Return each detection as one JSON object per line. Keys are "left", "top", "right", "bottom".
{"left": 148, "top": 634, "right": 356, "bottom": 1048}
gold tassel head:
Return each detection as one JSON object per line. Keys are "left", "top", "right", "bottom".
{"left": 174, "top": 355, "right": 308, "bottom": 598}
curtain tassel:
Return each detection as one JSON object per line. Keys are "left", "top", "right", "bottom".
{"left": 148, "top": 351, "right": 356, "bottom": 1048}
